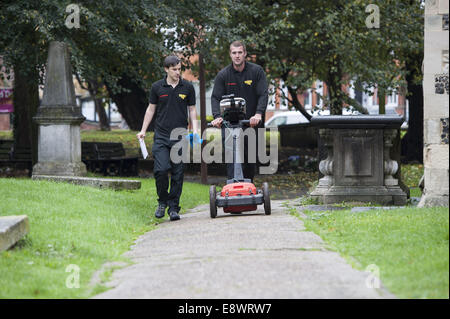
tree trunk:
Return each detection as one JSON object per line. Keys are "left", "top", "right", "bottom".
{"left": 199, "top": 53, "right": 208, "bottom": 184}
{"left": 328, "top": 81, "right": 343, "bottom": 115}
{"left": 401, "top": 80, "right": 423, "bottom": 163}
{"left": 106, "top": 75, "right": 149, "bottom": 131}
{"left": 401, "top": 50, "right": 424, "bottom": 164}
{"left": 378, "top": 87, "right": 386, "bottom": 115}
{"left": 326, "top": 59, "right": 344, "bottom": 115}
{"left": 12, "top": 63, "right": 39, "bottom": 165}
{"left": 286, "top": 86, "right": 312, "bottom": 121}
{"left": 88, "top": 80, "right": 110, "bottom": 131}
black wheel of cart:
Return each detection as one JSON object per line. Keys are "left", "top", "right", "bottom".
{"left": 210, "top": 185, "right": 217, "bottom": 218}
{"left": 263, "top": 182, "right": 271, "bottom": 215}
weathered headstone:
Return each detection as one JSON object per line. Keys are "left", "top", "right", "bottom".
{"left": 310, "top": 115, "right": 407, "bottom": 205}
{"left": 32, "top": 41, "right": 87, "bottom": 177}
{"left": 419, "top": 0, "right": 449, "bottom": 207}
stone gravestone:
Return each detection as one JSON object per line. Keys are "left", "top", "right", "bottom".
{"left": 32, "top": 41, "right": 87, "bottom": 177}
{"left": 419, "top": 0, "right": 449, "bottom": 207}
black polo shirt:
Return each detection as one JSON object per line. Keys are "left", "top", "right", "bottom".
{"left": 211, "top": 61, "right": 268, "bottom": 123}
{"left": 149, "top": 77, "right": 196, "bottom": 138}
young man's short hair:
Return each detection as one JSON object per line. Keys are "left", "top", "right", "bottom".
{"left": 230, "top": 40, "right": 246, "bottom": 52}
{"left": 163, "top": 55, "right": 181, "bottom": 68}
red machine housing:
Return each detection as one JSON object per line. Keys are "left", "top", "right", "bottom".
{"left": 221, "top": 182, "right": 258, "bottom": 213}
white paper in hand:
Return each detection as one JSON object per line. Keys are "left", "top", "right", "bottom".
{"left": 139, "top": 138, "right": 148, "bottom": 159}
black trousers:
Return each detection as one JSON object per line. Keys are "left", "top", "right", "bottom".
{"left": 222, "top": 126, "right": 258, "bottom": 182}
{"left": 152, "top": 136, "right": 184, "bottom": 212}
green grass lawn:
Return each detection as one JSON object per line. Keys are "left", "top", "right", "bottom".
{"left": 0, "top": 130, "right": 12, "bottom": 140}
{"left": 292, "top": 206, "right": 449, "bottom": 299}
{"left": 401, "top": 164, "right": 424, "bottom": 188}
{"left": 0, "top": 177, "right": 209, "bottom": 298}
{"left": 1, "top": 128, "right": 439, "bottom": 299}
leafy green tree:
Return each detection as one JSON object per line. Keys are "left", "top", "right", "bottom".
{"left": 0, "top": 0, "right": 170, "bottom": 141}
{"left": 225, "top": 0, "right": 422, "bottom": 118}
{"left": 1, "top": 0, "right": 424, "bottom": 162}
{"left": 0, "top": 0, "right": 243, "bottom": 136}
{"left": 162, "top": 0, "right": 243, "bottom": 84}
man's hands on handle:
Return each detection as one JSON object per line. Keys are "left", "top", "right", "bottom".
{"left": 249, "top": 114, "right": 262, "bottom": 127}
{"left": 211, "top": 114, "right": 261, "bottom": 128}
{"left": 136, "top": 131, "right": 146, "bottom": 140}
{"left": 211, "top": 117, "right": 224, "bottom": 128}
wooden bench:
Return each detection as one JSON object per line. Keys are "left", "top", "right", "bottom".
{"left": 81, "top": 142, "right": 139, "bottom": 177}
{"left": 0, "top": 140, "right": 33, "bottom": 176}
{"left": 0, "top": 140, "right": 138, "bottom": 177}
{"left": 0, "top": 140, "right": 13, "bottom": 161}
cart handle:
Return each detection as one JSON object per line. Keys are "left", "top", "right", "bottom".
{"left": 207, "top": 120, "right": 250, "bottom": 128}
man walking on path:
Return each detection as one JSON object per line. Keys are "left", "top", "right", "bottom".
{"left": 211, "top": 41, "right": 269, "bottom": 182}
{"left": 137, "top": 55, "right": 198, "bottom": 221}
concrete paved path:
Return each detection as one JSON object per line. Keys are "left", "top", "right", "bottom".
{"left": 93, "top": 199, "right": 395, "bottom": 299}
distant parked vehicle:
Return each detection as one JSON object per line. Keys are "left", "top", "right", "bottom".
{"left": 265, "top": 111, "right": 310, "bottom": 128}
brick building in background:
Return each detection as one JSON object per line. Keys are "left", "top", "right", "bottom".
{"left": 0, "top": 56, "right": 14, "bottom": 131}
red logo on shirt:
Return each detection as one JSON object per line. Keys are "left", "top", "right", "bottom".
{"left": 159, "top": 94, "right": 168, "bottom": 98}
{"left": 227, "top": 83, "right": 237, "bottom": 86}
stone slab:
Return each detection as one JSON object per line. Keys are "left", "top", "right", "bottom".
{"left": 0, "top": 215, "right": 29, "bottom": 252}
{"left": 425, "top": 118, "right": 444, "bottom": 144}
{"left": 311, "top": 185, "right": 407, "bottom": 206}
{"left": 32, "top": 162, "right": 87, "bottom": 177}
{"left": 422, "top": 167, "right": 449, "bottom": 194}
{"left": 439, "top": 0, "right": 449, "bottom": 14}
{"left": 426, "top": 0, "right": 439, "bottom": 14}
{"left": 31, "top": 175, "right": 141, "bottom": 190}
{"left": 424, "top": 49, "right": 447, "bottom": 73}
{"left": 424, "top": 145, "right": 450, "bottom": 169}
{"left": 350, "top": 206, "right": 406, "bottom": 213}
{"left": 423, "top": 93, "right": 449, "bottom": 118}
{"left": 37, "top": 125, "right": 82, "bottom": 162}
{"left": 299, "top": 205, "right": 348, "bottom": 212}
{"left": 426, "top": 14, "right": 445, "bottom": 31}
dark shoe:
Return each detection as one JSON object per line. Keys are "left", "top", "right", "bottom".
{"left": 169, "top": 210, "right": 180, "bottom": 221}
{"left": 155, "top": 204, "right": 167, "bottom": 218}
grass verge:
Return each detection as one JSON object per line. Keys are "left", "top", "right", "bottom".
{"left": 293, "top": 206, "right": 449, "bottom": 298}
{"left": 0, "top": 177, "right": 209, "bottom": 298}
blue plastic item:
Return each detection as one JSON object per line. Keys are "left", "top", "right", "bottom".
{"left": 186, "top": 133, "right": 203, "bottom": 146}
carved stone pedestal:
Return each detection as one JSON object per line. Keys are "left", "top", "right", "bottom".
{"left": 310, "top": 115, "right": 407, "bottom": 205}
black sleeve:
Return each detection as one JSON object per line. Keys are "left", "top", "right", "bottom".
{"left": 211, "top": 72, "right": 226, "bottom": 119}
{"left": 188, "top": 83, "right": 196, "bottom": 106}
{"left": 255, "top": 67, "right": 268, "bottom": 115}
{"left": 149, "top": 83, "right": 158, "bottom": 105}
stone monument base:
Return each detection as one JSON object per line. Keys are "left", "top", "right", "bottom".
{"left": 311, "top": 185, "right": 407, "bottom": 206}
{"left": 418, "top": 194, "right": 449, "bottom": 207}
{"left": 32, "top": 162, "right": 87, "bottom": 177}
